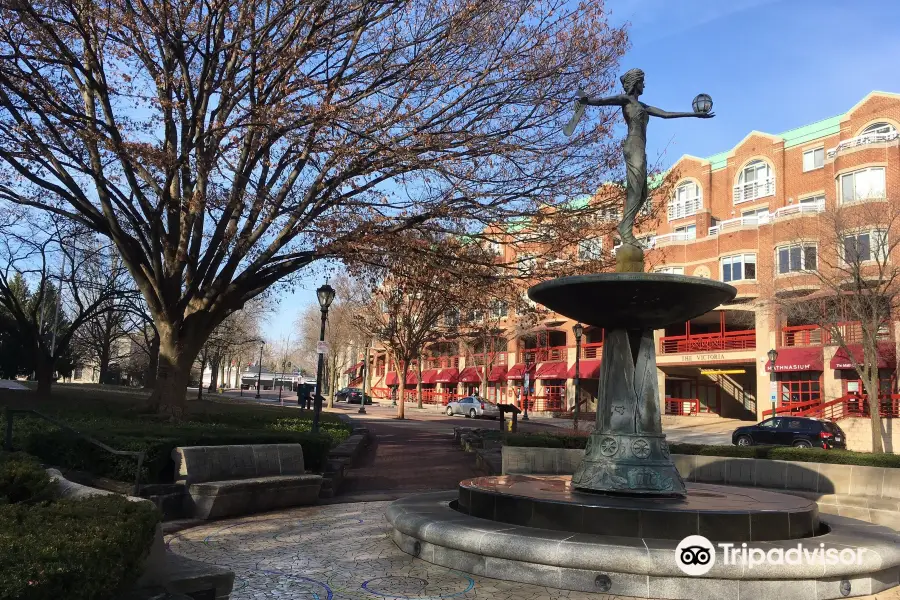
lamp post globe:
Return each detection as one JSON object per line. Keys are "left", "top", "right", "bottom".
{"left": 692, "top": 93, "right": 713, "bottom": 114}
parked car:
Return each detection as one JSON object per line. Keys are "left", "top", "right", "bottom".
{"left": 732, "top": 417, "right": 846, "bottom": 449}
{"left": 446, "top": 396, "right": 501, "bottom": 419}
{"left": 335, "top": 387, "right": 372, "bottom": 404}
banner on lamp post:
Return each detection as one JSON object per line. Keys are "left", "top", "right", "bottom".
{"left": 316, "top": 341, "right": 329, "bottom": 355}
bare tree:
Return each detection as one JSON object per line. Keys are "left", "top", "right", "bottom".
{"left": 0, "top": 0, "right": 627, "bottom": 413}
{"left": 771, "top": 199, "right": 900, "bottom": 453}
{"left": 0, "top": 212, "right": 129, "bottom": 395}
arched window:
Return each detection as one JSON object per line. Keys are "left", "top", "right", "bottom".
{"left": 734, "top": 159, "right": 774, "bottom": 204}
{"left": 862, "top": 122, "right": 897, "bottom": 136}
{"left": 668, "top": 181, "right": 701, "bottom": 221}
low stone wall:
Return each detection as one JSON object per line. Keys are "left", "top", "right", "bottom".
{"left": 501, "top": 446, "right": 900, "bottom": 529}
{"left": 837, "top": 417, "right": 900, "bottom": 453}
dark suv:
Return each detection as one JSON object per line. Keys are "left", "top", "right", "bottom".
{"left": 732, "top": 417, "right": 846, "bottom": 449}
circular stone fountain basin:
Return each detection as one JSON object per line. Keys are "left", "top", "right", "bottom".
{"left": 458, "top": 475, "right": 818, "bottom": 541}
{"left": 527, "top": 273, "right": 736, "bottom": 329}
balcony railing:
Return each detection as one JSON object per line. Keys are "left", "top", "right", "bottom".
{"left": 470, "top": 352, "right": 508, "bottom": 366}
{"left": 520, "top": 345, "right": 568, "bottom": 364}
{"left": 424, "top": 356, "right": 460, "bottom": 369}
{"left": 581, "top": 342, "right": 603, "bottom": 360}
{"left": 772, "top": 198, "right": 825, "bottom": 219}
{"left": 660, "top": 330, "right": 756, "bottom": 354}
{"left": 827, "top": 131, "right": 900, "bottom": 159}
{"left": 780, "top": 322, "right": 890, "bottom": 347}
{"left": 708, "top": 213, "right": 769, "bottom": 236}
{"left": 664, "top": 398, "right": 700, "bottom": 416}
{"left": 518, "top": 385, "right": 566, "bottom": 413}
{"left": 652, "top": 232, "right": 694, "bottom": 247}
{"left": 733, "top": 177, "right": 775, "bottom": 204}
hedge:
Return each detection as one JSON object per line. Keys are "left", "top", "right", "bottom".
{"left": 0, "top": 451, "right": 161, "bottom": 599}
{"left": 503, "top": 433, "right": 900, "bottom": 468}
{"left": 3, "top": 407, "right": 350, "bottom": 483}
{"left": 0, "top": 495, "right": 159, "bottom": 600}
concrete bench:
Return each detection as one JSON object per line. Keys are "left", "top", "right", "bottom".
{"left": 172, "top": 444, "right": 323, "bottom": 520}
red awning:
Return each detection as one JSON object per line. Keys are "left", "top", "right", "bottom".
{"left": 488, "top": 365, "right": 508, "bottom": 382}
{"left": 568, "top": 359, "right": 601, "bottom": 379}
{"left": 420, "top": 369, "right": 439, "bottom": 384}
{"left": 459, "top": 367, "right": 481, "bottom": 383}
{"left": 385, "top": 372, "right": 398, "bottom": 386}
{"left": 435, "top": 368, "right": 459, "bottom": 383}
{"left": 344, "top": 361, "right": 363, "bottom": 375}
{"left": 765, "top": 347, "right": 824, "bottom": 372}
{"left": 830, "top": 342, "right": 896, "bottom": 370}
{"left": 535, "top": 361, "right": 567, "bottom": 380}
{"left": 405, "top": 370, "right": 418, "bottom": 385}
{"left": 506, "top": 363, "right": 535, "bottom": 380}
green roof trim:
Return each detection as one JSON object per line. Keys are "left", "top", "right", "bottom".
{"left": 566, "top": 195, "right": 592, "bottom": 210}
{"left": 780, "top": 114, "right": 843, "bottom": 148}
{"left": 703, "top": 112, "right": 845, "bottom": 170}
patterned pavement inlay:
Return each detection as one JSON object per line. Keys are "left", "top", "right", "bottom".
{"left": 166, "top": 501, "right": 900, "bottom": 600}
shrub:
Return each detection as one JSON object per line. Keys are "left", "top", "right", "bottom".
{"left": 504, "top": 433, "right": 900, "bottom": 468}
{"left": 0, "top": 453, "right": 55, "bottom": 505}
{"left": 0, "top": 494, "right": 159, "bottom": 600}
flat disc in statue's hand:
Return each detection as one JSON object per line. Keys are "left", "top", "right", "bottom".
{"left": 527, "top": 273, "right": 736, "bottom": 330}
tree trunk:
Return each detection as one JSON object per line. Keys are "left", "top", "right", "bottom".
{"left": 144, "top": 331, "right": 160, "bottom": 389}
{"left": 416, "top": 360, "right": 423, "bottom": 409}
{"left": 98, "top": 345, "right": 111, "bottom": 385}
{"left": 864, "top": 373, "right": 884, "bottom": 453}
{"left": 197, "top": 354, "right": 207, "bottom": 400}
{"left": 207, "top": 356, "right": 220, "bottom": 392}
{"left": 35, "top": 356, "right": 54, "bottom": 398}
{"left": 398, "top": 359, "right": 408, "bottom": 419}
{"left": 146, "top": 326, "right": 198, "bottom": 416}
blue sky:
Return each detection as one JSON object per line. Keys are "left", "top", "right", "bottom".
{"left": 263, "top": 0, "right": 900, "bottom": 340}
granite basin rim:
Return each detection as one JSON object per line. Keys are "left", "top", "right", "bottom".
{"left": 527, "top": 273, "right": 737, "bottom": 330}
{"left": 387, "top": 490, "right": 900, "bottom": 582}
{"left": 458, "top": 477, "right": 818, "bottom": 541}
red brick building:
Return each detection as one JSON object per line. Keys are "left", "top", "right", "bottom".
{"left": 360, "top": 91, "right": 900, "bottom": 425}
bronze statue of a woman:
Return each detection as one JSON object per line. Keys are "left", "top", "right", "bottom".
{"left": 566, "top": 69, "right": 713, "bottom": 257}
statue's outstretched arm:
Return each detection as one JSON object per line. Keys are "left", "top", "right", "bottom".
{"left": 581, "top": 94, "right": 629, "bottom": 107}
{"left": 646, "top": 105, "right": 714, "bottom": 119}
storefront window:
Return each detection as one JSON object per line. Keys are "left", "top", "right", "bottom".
{"left": 776, "top": 371, "right": 822, "bottom": 407}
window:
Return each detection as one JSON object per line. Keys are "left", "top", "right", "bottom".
{"left": 674, "top": 224, "right": 696, "bottom": 240}
{"left": 596, "top": 206, "right": 621, "bottom": 221}
{"left": 842, "top": 230, "right": 887, "bottom": 264}
{"left": 802, "top": 147, "right": 824, "bottom": 172}
{"left": 577, "top": 238, "right": 602, "bottom": 261}
{"left": 445, "top": 309, "right": 460, "bottom": 327}
{"left": 517, "top": 254, "right": 537, "bottom": 275}
{"left": 840, "top": 167, "right": 885, "bottom": 203}
{"left": 734, "top": 160, "right": 774, "bottom": 203}
{"left": 862, "top": 122, "right": 896, "bottom": 135}
{"left": 668, "top": 181, "right": 702, "bottom": 220}
{"left": 486, "top": 241, "right": 502, "bottom": 256}
{"left": 74, "top": 366, "right": 84, "bottom": 380}
{"left": 799, "top": 194, "right": 824, "bottom": 209}
{"left": 720, "top": 254, "right": 756, "bottom": 282}
{"left": 655, "top": 266, "right": 684, "bottom": 275}
{"left": 778, "top": 372, "right": 822, "bottom": 407}
{"left": 776, "top": 243, "right": 817, "bottom": 274}
{"left": 491, "top": 300, "right": 509, "bottom": 319}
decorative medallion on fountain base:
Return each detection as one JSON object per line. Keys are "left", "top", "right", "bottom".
{"left": 573, "top": 432, "right": 685, "bottom": 495}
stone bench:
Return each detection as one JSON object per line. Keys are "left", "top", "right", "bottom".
{"left": 172, "top": 444, "right": 323, "bottom": 520}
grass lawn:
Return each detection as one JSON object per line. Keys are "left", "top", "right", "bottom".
{"left": 0, "top": 384, "right": 352, "bottom": 484}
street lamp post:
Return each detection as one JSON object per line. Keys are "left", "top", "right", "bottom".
{"left": 359, "top": 341, "right": 370, "bottom": 415}
{"left": 312, "top": 283, "right": 336, "bottom": 433}
{"left": 255, "top": 341, "right": 265, "bottom": 399}
{"left": 768, "top": 348, "right": 778, "bottom": 418}
{"left": 522, "top": 352, "right": 531, "bottom": 421}
{"left": 573, "top": 323, "right": 584, "bottom": 432}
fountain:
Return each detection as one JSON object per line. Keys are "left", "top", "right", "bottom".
{"left": 387, "top": 72, "right": 900, "bottom": 599}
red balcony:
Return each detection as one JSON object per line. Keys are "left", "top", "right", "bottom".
{"left": 659, "top": 330, "right": 756, "bottom": 354}
{"left": 664, "top": 398, "right": 700, "bottom": 416}
{"left": 581, "top": 342, "right": 603, "bottom": 360}
{"left": 781, "top": 322, "right": 890, "bottom": 347}
{"left": 424, "top": 355, "right": 460, "bottom": 369}
{"left": 470, "top": 352, "right": 508, "bottom": 366}
{"left": 519, "top": 346, "right": 568, "bottom": 364}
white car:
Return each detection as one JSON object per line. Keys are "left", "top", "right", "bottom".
{"left": 446, "top": 396, "right": 501, "bottom": 419}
